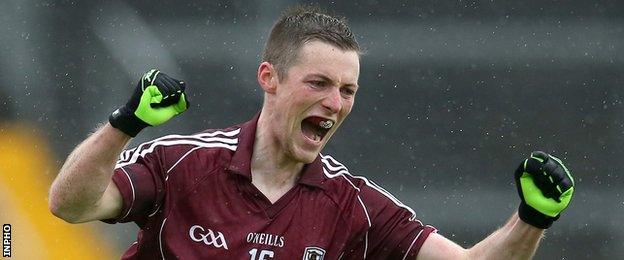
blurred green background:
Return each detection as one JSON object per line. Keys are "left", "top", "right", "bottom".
{"left": 1, "top": 0, "right": 622, "bottom": 258}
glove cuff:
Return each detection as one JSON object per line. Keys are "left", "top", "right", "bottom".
{"left": 109, "top": 106, "right": 150, "bottom": 137}
{"left": 518, "top": 202, "right": 559, "bottom": 229}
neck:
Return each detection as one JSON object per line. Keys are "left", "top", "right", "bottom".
{"left": 251, "top": 110, "right": 304, "bottom": 193}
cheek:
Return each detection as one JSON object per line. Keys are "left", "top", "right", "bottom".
{"left": 341, "top": 99, "right": 354, "bottom": 116}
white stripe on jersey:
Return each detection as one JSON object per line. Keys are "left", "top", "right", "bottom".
{"left": 402, "top": 229, "right": 424, "bottom": 260}
{"left": 117, "top": 140, "right": 237, "bottom": 168}
{"left": 320, "top": 154, "right": 421, "bottom": 223}
{"left": 118, "top": 129, "right": 240, "bottom": 163}
{"left": 363, "top": 231, "right": 369, "bottom": 258}
{"left": 356, "top": 196, "right": 372, "bottom": 227}
{"left": 119, "top": 167, "right": 136, "bottom": 220}
{"left": 115, "top": 129, "right": 240, "bottom": 168}
{"left": 165, "top": 146, "right": 203, "bottom": 180}
{"left": 357, "top": 195, "right": 371, "bottom": 258}
{"left": 322, "top": 159, "right": 348, "bottom": 172}
{"left": 159, "top": 217, "right": 168, "bottom": 260}
{"left": 323, "top": 168, "right": 360, "bottom": 191}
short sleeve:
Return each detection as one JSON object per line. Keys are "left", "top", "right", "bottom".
{"left": 102, "top": 142, "right": 168, "bottom": 224}
{"left": 360, "top": 183, "right": 437, "bottom": 259}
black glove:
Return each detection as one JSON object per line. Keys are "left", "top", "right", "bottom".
{"left": 514, "top": 151, "right": 575, "bottom": 229}
{"left": 109, "top": 69, "right": 189, "bottom": 137}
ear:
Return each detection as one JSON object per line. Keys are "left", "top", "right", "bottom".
{"left": 257, "top": 62, "right": 277, "bottom": 94}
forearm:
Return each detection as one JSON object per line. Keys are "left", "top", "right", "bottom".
{"left": 467, "top": 212, "right": 544, "bottom": 259}
{"left": 419, "top": 151, "right": 573, "bottom": 260}
{"left": 49, "top": 122, "right": 130, "bottom": 222}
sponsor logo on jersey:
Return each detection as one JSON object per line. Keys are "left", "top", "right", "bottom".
{"left": 302, "top": 246, "right": 325, "bottom": 260}
{"left": 189, "top": 225, "right": 229, "bottom": 250}
{"left": 246, "top": 232, "right": 285, "bottom": 248}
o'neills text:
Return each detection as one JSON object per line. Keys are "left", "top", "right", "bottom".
{"left": 246, "top": 232, "right": 285, "bottom": 248}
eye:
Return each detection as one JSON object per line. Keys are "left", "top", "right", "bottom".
{"left": 341, "top": 87, "right": 356, "bottom": 97}
{"left": 308, "top": 80, "right": 327, "bottom": 88}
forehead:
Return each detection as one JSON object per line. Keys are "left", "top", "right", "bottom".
{"left": 289, "top": 41, "right": 360, "bottom": 85}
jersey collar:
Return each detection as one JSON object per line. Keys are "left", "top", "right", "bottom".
{"left": 227, "top": 112, "right": 327, "bottom": 189}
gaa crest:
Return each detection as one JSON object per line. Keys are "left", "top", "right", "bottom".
{"left": 302, "top": 246, "right": 326, "bottom": 260}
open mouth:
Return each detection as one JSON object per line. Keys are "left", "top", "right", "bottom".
{"left": 301, "top": 116, "right": 335, "bottom": 142}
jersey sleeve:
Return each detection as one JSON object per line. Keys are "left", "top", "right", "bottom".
{"left": 102, "top": 137, "right": 194, "bottom": 224}
{"left": 360, "top": 182, "right": 437, "bottom": 259}
{"left": 101, "top": 142, "right": 167, "bottom": 224}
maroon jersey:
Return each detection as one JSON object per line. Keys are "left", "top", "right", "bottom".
{"left": 106, "top": 113, "right": 436, "bottom": 259}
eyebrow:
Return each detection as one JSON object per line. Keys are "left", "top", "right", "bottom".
{"left": 307, "top": 73, "right": 359, "bottom": 89}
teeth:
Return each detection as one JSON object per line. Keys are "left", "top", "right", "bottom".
{"left": 314, "top": 133, "right": 321, "bottom": 141}
{"left": 319, "top": 120, "right": 334, "bottom": 129}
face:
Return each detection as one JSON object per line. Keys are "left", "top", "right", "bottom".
{"left": 261, "top": 40, "right": 360, "bottom": 163}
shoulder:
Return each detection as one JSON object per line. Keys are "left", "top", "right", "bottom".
{"left": 319, "top": 153, "right": 418, "bottom": 220}
{"left": 319, "top": 153, "right": 364, "bottom": 193}
{"left": 116, "top": 126, "right": 242, "bottom": 168}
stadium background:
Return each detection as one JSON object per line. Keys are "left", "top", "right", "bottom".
{"left": 1, "top": 0, "right": 623, "bottom": 258}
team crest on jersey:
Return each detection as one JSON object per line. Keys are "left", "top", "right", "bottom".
{"left": 302, "top": 246, "right": 325, "bottom": 260}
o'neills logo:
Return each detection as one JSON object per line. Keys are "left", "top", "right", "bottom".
{"left": 246, "top": 232, "right": 285, "bottom": 247}
{"left": 189, "top": 225, "right": 229, "bottom": 250}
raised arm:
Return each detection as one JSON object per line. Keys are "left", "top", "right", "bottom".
{"left": 417, "top": 151, "right": 574, "bottom": 259}
{"left": 417, "top": 212, "right": 543, "bottom": 259}
{"left": 49, "top": 123, "right": 130, "bottom": 223}
{"left": 49, "top": 69, "right": 189, "bottom": 223}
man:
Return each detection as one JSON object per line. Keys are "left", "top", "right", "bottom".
{"left": 49, "top": 6, "right": 574, "bottom": 259}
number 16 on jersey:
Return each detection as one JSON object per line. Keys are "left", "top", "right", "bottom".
{"left": 249, "top": 248, "right": 274, "bottom": 260}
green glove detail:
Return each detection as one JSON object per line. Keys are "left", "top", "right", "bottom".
{"left": 515, "top": 151, "right": 575, "bottom": 229}
{"left": 135, "top": 85, "right": 188, "bottom": 126}
{"left": 109, "top": 69, "right": 189, "bottom": 137}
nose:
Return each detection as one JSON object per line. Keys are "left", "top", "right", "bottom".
{"left": 321, "top": 88, "right": 342, "bottom": 114}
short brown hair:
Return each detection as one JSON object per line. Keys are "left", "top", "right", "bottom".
{"left": 262, "top": 5, "right": 361, "bottom": 81}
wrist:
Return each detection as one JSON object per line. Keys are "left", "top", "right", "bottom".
{"left": 108, "top": 106, "right": 150, "bottom": 137}
{"left": 518, "top": 202, "right": 559, "bottom": 229}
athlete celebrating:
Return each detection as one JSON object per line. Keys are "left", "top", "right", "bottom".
{"left": 49, "top": 6, "right": 574, "bottom": 259}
